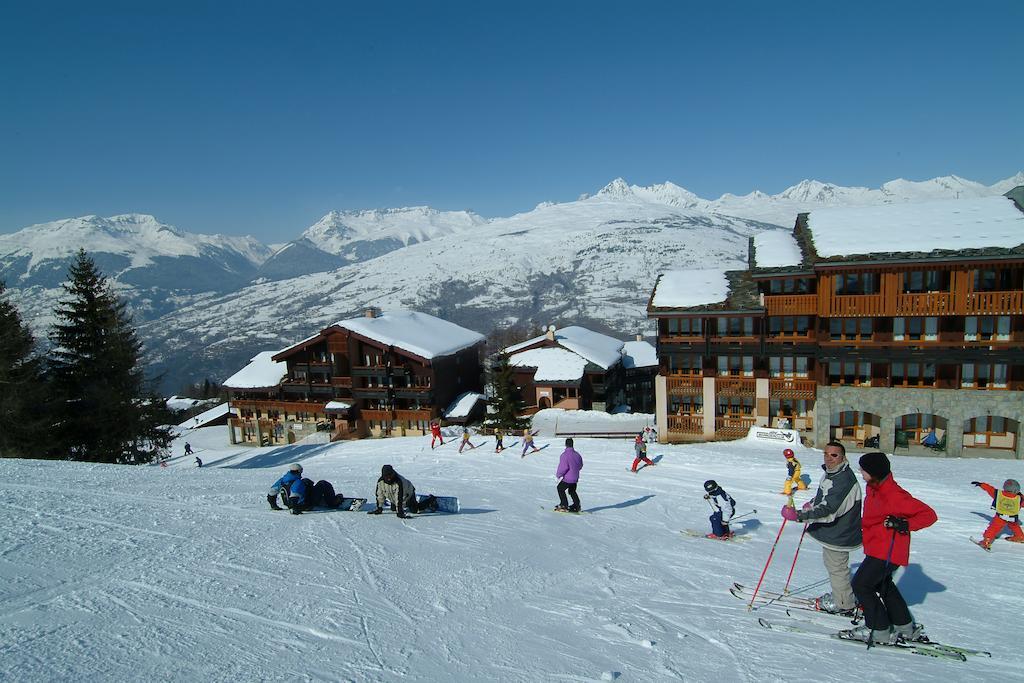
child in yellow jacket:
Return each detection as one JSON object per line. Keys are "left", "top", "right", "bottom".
{"left": 782, "top": 448, "right": 807, "bottom": 495}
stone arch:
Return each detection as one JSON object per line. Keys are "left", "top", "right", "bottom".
{"left": 830, "top": 409, "right": 881, "bottom": 448}
{"left": 894, "top": 412, "right": 949, "bottom": 453}
{"left": 962, "top": 415, "right": 1019, "bottom": 453}
{"left": 539, "top": 396, "right": 551, "bottom": 410}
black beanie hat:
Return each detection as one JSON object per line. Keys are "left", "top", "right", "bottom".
{"left": 859, "top": 452, "right": 891, "bottom": 481}
{"left": 381, "top": 464, "right": 396, "bottom": 479}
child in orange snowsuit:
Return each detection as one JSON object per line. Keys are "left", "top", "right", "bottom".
{"left": 782, "top": 448, "right": 807, "bottom": 495}
{"left": 972, "top": 478, "right": 1024, "bottom": 549}
{"left": 631, "top": 434, "right": 655, "bottom": 472}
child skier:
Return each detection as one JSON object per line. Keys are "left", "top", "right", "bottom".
{"left": 458, "top": 427, "right": 476, "bottom": 453}
{"left": 972, "top": 478, "right": 1024, "bottom": 549}
{"left": 494, "top": 429, "right": 505, "bottom": 453}
{"left": 429, "top": 421, "right": 444, "bottom": 449}
{"left": 704, "top": 480, "right": 736, "bottom": 539}
{"left": 522, "top": 429, "right": 538, "bottom": 457}
{"left": 782, "top": 448, "right": 807, "bottom": 495}
{"left": 631, "top": 433, "right": 655, "bottom": 472}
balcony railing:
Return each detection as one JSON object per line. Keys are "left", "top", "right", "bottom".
{"left": 828, "top": 294, "right": 885, "bottom": 318}
{"left": 360, "top": 409, "right": 394, "bottom": 421}
{"left": 394, "top": 409, "right": 434, "bottom": 421}
{"left": 667, "top": 376, "right": 703, "bottom": 396}
{"left": 769, "top": 378, "right": 817, "bottom": 399}
{"left": 667, "top": 415, "right": 703, "bottom": 434}
{"left": 715, "top": 416, "right": 757, "bottom": 439}
{"left": 764, "top": 294, "right": 818, "bottom": 316}
{"left": 716, "top": 377, "right": 757, "bottom": 397}
{"left": 964, "top": 290, "right": 1024, "bottom": 315}
{"left": 894, "top": 291, "right": 954, "bottom": 316}
{"left": 331, "top": 376, "right": 353, "bottom": 388}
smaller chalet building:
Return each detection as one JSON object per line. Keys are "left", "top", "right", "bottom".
{"left": 503, "top": 326, "right": 657, "bottom": 414}
{"left": 224, "top": 310, "right": 485, "bottom": 445}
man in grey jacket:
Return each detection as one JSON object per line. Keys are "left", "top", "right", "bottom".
{"left": 794, "top": 441, "right": 863, "bottom": 614}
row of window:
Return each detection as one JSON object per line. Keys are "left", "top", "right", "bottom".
{"left": 664, "top": 315, "right": 1013, "bottom": 341}
{"left": 831, "top": 269, "right": 1020, "bottom": 295}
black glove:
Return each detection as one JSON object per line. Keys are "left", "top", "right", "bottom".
{"left": 970, "top": 481, "right": 981, "bottom": 487}
{"left": 267, "top": 494, "right": 283, "bottom": 511}
{"left": 290, "top": 507, "right": 302, "bottom": 515}
{"left": 367, "top": 508, "right": 382, "bottom": 515}
{"left": 884, "top": 515, "right": 909, "bottom": 534}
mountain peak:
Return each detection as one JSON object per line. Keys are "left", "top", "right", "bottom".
{"left": 596, "top": 178, "right": 634, "bottom": 198}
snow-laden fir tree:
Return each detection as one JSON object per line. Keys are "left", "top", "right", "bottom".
{"left": 0, "top": 282, "right": 47, "bottom": 458}
{"left": 47, "top": 250, "right": 173, "bottom": 463}
{"left": 485, "top": 356, "right": 530, "bottom": 431}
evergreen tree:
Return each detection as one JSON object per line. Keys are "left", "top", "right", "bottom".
{"left": 0, "top": 282, "right": 46, "bottom": 458}
{"left": 48, "top": 250, "right": 173, "bottom": 463}
{"left": 485, "top": 357, "right": 529, "bottom": 431}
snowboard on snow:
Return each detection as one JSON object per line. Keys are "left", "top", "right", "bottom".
{"left": 336, "top": 497, "right": 367, "bottom": 511}
{"left": 417, "top": 494, "right": 460, "bottom": 513}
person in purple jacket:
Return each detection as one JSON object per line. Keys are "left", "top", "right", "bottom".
{"left": 554, "top": 438, "right": 584, "bottom": 512}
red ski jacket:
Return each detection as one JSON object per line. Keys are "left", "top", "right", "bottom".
{"left": 862, "top": 475, "right": 937, "bottom": 566}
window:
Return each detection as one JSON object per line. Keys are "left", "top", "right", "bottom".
{"left": 903, "top": 270, "right": 950, "bottom": 293}
{"left": 835, "top": 272, "right": 878, "bottom": 295}
{"left": 768, "top": 278, "right": 812, "bottom": 294}
{"left": 771, "top": 398, "right": 811, "bottom": 420}
{"left": 828, "top": 361, "right": 871, "bottom": 386}
{"left": 718, "top": 356, "right": 754, "bottom": 377}
{"left": 829, "top": 318, "right": 873, "bottom": 341}
{"left": 717, "top": 317, "right": 754, "bottom": 337}
{"left": 718, "top": 396, "right": 754, "bottom": 417}
{"left": 769, "top": 356, "right": 809, "bottom": 377}
{"left": 893, "top": 317, "right": 937, "bottom": 341}
{"left": 966, "top": 316, "right": 1010, "bottom": 341}
{"left": 768, "top": 316, "right": 810, "bottom": 337}
{"left": 666, "top": 317, "right": 703, "bottom": 336}
{"left": 891, "top": 362, "right": 936, "bottom": 387}
{"left": 670, "top": 395, "right": 703, "bottom": 415}
{"left": 961, "top": 363, "right": 1008, "bottom": 389}
{"left": 668, "top": 354, "right": 702, "bottom": 375}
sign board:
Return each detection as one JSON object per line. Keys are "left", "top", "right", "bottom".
{"left": 746, "top": 426, "right": 798, "bottom": 445}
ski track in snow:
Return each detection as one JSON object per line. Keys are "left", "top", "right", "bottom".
{"left": 0, "top": 425, "right": 1020, "bottom": 681}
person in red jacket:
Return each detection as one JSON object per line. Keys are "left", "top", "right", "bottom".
{"left": 429, "top": 421, "right": 444, "bottom": 449}
{"left": 846, "top": 452, "right": 937, "bottom": 646}
{"left": 972, "top": 478, "right": 1023, "bottom": 549}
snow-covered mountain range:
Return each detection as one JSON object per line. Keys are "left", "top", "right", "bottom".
{"left": 1, "top": 172, "right": 1020, "bottom": 391}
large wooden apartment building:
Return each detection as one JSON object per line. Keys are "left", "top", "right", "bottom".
{"left": 648, "top": 190, "right": 1024, "bottom": 458}
{"left": 224, "top": 309, "right": 485, "bottom": 446}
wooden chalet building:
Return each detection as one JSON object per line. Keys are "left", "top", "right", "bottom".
{"left": 502, "top": 325, "right": 658, "bottom": 414}
{"left": 225, "top": 309, "right": 485, "bottom": 445}
{"left": 648, "top": 190, "right": 1024, "bottom": 458}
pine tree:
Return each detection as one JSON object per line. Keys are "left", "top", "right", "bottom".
{"left": 48, "top": 251, "right": 173, "bottom": 463}
{"left": 0, "top": 282, "right": 46, "bottom": 458}
{"left": 485, "top": 357, "right": 529, "bottom": 431}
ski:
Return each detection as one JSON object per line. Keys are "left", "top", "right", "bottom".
{"left": 757, "top": 618, "right": 966, "bottom": 661}
{"left": 731, "top": 583, "right": 818, "bottom": 608}
{"left": 970, "top": 536, "right": 992, "bottom": 552}
{"left": 681, "top": 529, "right": 749, "bottom": 542}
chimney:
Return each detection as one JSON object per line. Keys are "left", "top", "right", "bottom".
{"left": 635, "top": 333, "right": 644, "bottom": 342}
{"left": 545, "top": 325, "right": 556, "bottom": 341}
{"left": 365, "top": 306, "right": 380, "bottom": 318}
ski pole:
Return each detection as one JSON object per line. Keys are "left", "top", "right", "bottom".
{"left": 731, "top": 509, "right": 757, "bottom": 523}
{"left": 748, "top": 517, "right": 788, "bottom": 610}
{"left": 782, "top": 522, "right": 809, "bottom": 594}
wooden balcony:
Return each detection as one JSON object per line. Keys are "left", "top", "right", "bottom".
{"left": 394, "top": 408, "right": 434, "bottom": 421}
{"left": 230, "top": 400, "right": 330, "bottom": 413}
{"left": 667, "top": 375, "right": 703, "bottom": 396}
{"left": 360, "top": 409, "right": 394, "bottom": 421}
{"left": 769, "top": 378, "right": 817, "bottom": 399}
{"left": 667, "top": 415, "right": 703, "bottom": 434}
{"left": 764, "top": 294, "right": 817, "bottom": 316}
{"left": 964, "top": 290, "right": 1024, "bottom": 315}
{"left": 894, "top": 292, "right": 954, "bottom": 316}
{"left": 716, "top": 377, "right": 756, "bottom": 397}
{"left": 331, "top": 376, "right": 353, "bottom": 388}
{"left": 715, "top": 416, "right": 757, "bottom": 439}
{"left": 827, "top": 294, "right": 885, "bottom": 318}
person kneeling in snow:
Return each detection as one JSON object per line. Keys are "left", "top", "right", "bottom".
{"left": 266, "top": 463, "right": 342, "bottom": 514}
{"left": 368, "top": 465, "right": 436, "bottom": 518}
{"left": 972, "top": 478, "right": 1024, "bottom": 549}
{"left": 704, "top": 480, "right": 735, "bottom": 539}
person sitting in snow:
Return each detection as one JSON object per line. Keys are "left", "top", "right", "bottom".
{"left": 704, "top": 480, "right": 736, "bottom": 539}
{"left": 458, "top": 427, "right": 477, "bottom": 453}
{"left": 631, "top": 434, "right": 655, "bottom": 472}
{"left": 782, "top": 448, "right": 807, "bottom": 495}
{"left": 971, "top": 478, "right": 1024, "bottom": 549}
{"left": 368, "top": 465, "right": 436, "bottom": 518}
{"left": 266, "top": 463, "right": 342, "bottom": 514}
{"left": 267, "top": 463, "right": 304, "bottom": 510}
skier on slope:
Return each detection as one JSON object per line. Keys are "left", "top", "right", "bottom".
{"left": 429, "top": 421, "right": 444, "bottom": 449}
{"left": 630, "top": 433, "right": 656, "bottom": 472}
{"left": 971, "top": 478, "right": 1024, "bottom": 549}
{"left": 184, "top": 442, "right": 193, "bottom": 456}
{"left": 368, "top": 465, "right": 437, "bottom": 518}
{"left": 704, "top": 480, "right": 735, "bottom": 539}
{"left": 781, "top": 448, "right": 807, "bottom": 495}
{"left": 458, "top": 427, "right": 477, "bottom": 453}
{"left": 554, "top": 438, "right": 583, "bottom": 512}
{"left": 194, "top": 457, "right": 203, "bottom": 468}
{"left": 494, "top": 428, "right": 505, "bottom": 453}
{"left": 845, "top": 452, "right": 936, "bottom": 645}
{"left": 781, "top": 441, "right": 862, "bottom": 615}
{"left": 521, "top": 429, "right": 538, "bottom": 457}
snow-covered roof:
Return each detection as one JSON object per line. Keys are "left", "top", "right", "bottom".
{"left": 176, "top": 402, "right": 230, "bottom": 429}
{"left": 807, "top": 195, "right": 1024, "bottom": 258}
{"left": 650, "top": 268, "right": 730, "bottom": 308}
{"left": 332, "top": 311, "right": 485, "bottom": 360}
{"left": 753, "top": 231, "right": 803, "bottom": 269}
{"left": 621, "top": 341, "right": 657, "bottom": 369}
{"left": 223, "top": 351, "right": 287, "bottom": 389}
{"left": 509, "top": 347, "right": 589, "bottom": 382}
{"left": 324, "top": 401, "right": 352, "bottom": 411}
{"left": 444, "top": 392, "right": 485, "bottom": 419}
{"left": 166, "top": 396, "right": 202, "bottom": 412}
{"left": 504, "top": 326, "right": 623, "bottom": 370}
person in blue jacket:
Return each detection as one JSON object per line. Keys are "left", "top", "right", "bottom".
{"left": 267, "top": 463, "right": 304, "bottom": 510}
{"left": 267, "top": 463, "right": 344, "bottom": 514}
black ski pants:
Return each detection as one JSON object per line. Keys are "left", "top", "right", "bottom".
{"left": 851, "top": 555, "right": 912, "bottom": 631}
{"left": 557, "top": 481, "right": 580, "bottom": 509}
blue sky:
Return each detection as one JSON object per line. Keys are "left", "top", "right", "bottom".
{"left": 1, "top": 1, "right": 1021, "bottom": 242}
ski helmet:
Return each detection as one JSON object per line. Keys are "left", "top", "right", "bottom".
{"left": 783, "top": 448, "right": 795, "bottom": 459}
{"left": 288, "top": 463, "right": 303, "bottom": 473}
{"left": 1004, "top": 479, "right": 1021, "bottom": 495}
{"left": 703, "top": 480, "right": 718, "bottom": 493}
